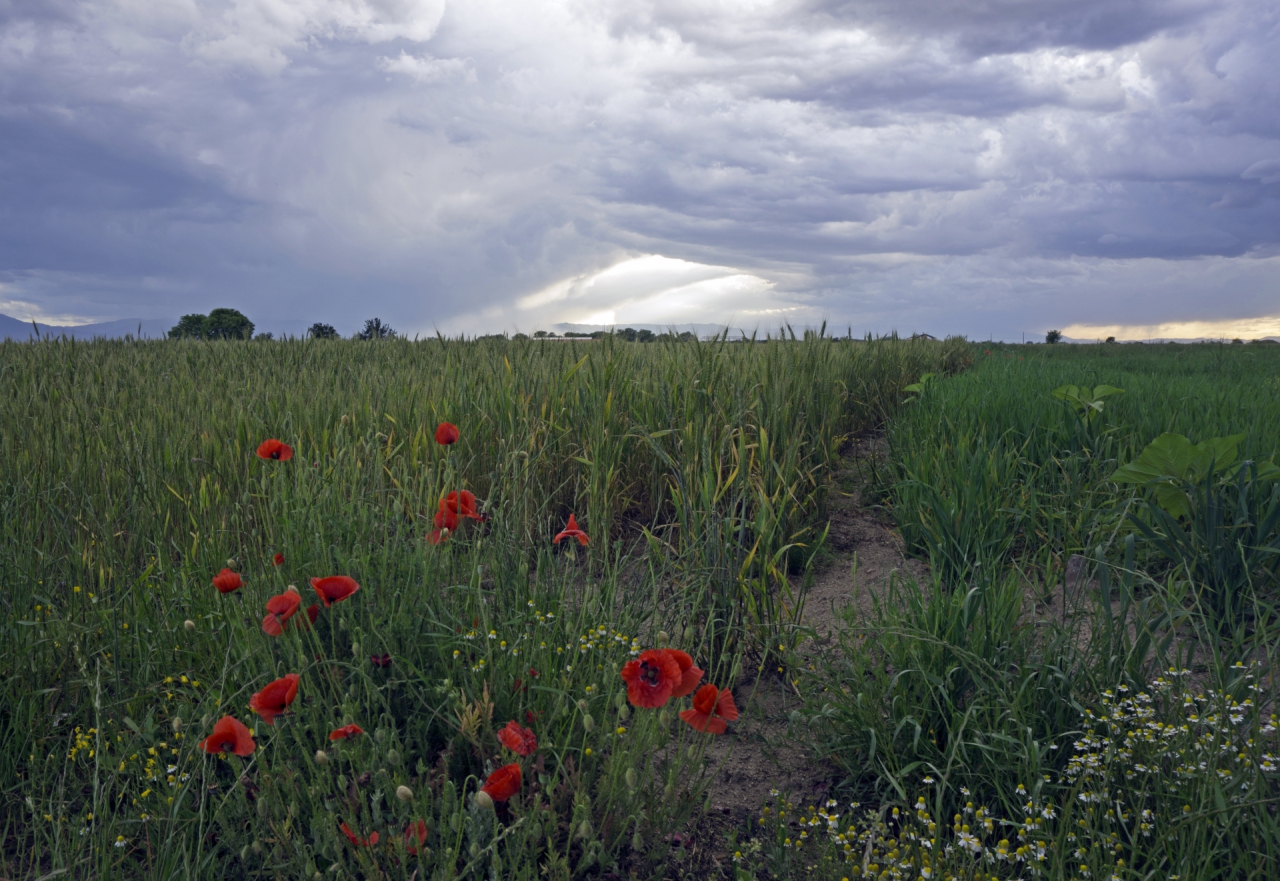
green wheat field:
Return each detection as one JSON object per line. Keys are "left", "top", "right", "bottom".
{"left": 2, "top": 335, "right": 1278, "bottom": 880}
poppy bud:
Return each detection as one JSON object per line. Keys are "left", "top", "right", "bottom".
{"left": 577, "top": 820, "right": 592, "bottom": 840}
{"left": 469, "top": 842, "right": 480, "bottom": 858}
{"left": 618, "top": 704, "right": 630, "bottom": 721}
{"left": 664, "top": 782, "right": 674, "bottom": 799}
{"left": 657, "top": 630, "right": 669, "bottom": 645}
{"left": 314, "top": 750, "right": 329, "bottom": 765}
{"left": 351, "top": 642, "right": 361, "bottom": 657}
{"left": 440, "top": 528, "right": 450, "bottom": 540}
{"left": 396, "top": 785, "right": 413, "bottom": 802}
{"left": 577, "top": 699, "right": 588, "bottom": 712}
{"left": 374, "top": 727, "right": 386, "bottom": 743}
{"left": 625, "top": 768, "right": 637, "bottom": 789}
{"left": 201, "top": 714, "right": 211, "bottom": 726}
{"left": 474, "top": 790, "right": 493, "bottom": 810}
{"left": 683, "top": 625, "right": 695, "bottom": 642}
{"left": 289, "top": 802, "right": 298, "bottom": 817}
{"left": 582, "top": 714, "right": 595, "bottom": 731}
{"left": 240, "top": 845, "right": 251, "bottom": 861}
{"left": 341, "top": 415, "right": 350, "bottom": 425}
{"left": 227, "top": 559, "right": 237, "bottom": 569}
{"left": 387, "top": 749, "right": 400, "bottom": 765}
{"left": 658, "top": 709, "right": 670, "bottom": 727}
{"left": 257, "top": 797, "right": 269, "bottom": 818}
{"left": 172, "top": 717, "right": 183, "bottom": 732}
{"left": 252, "top": 840, "right": 263, "bottom": 854}
{"left": 183, "top": 619, "right": 196, "bottom": 631}
{"left": 286, "top": 584, "right": 298, "bottom": 595}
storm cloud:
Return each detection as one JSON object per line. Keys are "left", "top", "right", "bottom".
{"left": 1, "top": 0, "right": 1278, "bottom": 338}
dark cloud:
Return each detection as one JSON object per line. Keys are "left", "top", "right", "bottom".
{"left": 0, "top": 0, "right": 1278, "bottom": 338}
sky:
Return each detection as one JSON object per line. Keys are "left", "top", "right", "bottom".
{"left": 1, "top": 0, "right": 1278, "bottom": 340}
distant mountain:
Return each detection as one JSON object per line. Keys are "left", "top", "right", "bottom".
{"left": 0, "top": 313, "right": 174, "bottom": 341}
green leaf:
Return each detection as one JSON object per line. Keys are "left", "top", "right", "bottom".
{"left": 1110, "top": 432, "right": 1248, "bottom": 518}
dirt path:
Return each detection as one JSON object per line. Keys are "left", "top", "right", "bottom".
{"left": 703, "top": 440, "right": 928, "bottom": 820}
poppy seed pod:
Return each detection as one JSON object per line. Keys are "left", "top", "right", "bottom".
{"left": 396, "top": 785, "right": 413, "bottom": 802}
{"left": 314, "top": 750, "right": 329, "bottom": 765}
{"left": 474, "top": 790, "right": 493, "bottom": 810}
{"left": 183, "top": 619, "right": 195, "bottom": 631}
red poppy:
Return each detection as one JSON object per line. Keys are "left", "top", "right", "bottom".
{"left": 340, "top": 822, "right": 379, "bottom": 847}
{"left": 404, "top": 819, "right": 428, "bottom": 855}
{"left": 665, "top": 649, "right": 704, "bottom": 699}
{"left": 272, "top": 552, "right": 284, "bottom": 566}
{"left": 211, "top": 568, "right": 242, "bottom": 594}
{"left": 249, "top": 673, "right": 300, "bottom": 725}
{"left": 679, "top": 684, "right": 740, "bottom": 735}
{"left": 200, "top": 715, "right": 255, "bottom": 756}
{"left": 526, "top": 710, "right": 539, "bottom": 725}
{"left": 620, "top": 648, "right": 682, "bottom": 708}
{"left": 433, "top": 505, "right": 460, "bottom": 531}
{"left": 370, "top": 653, "right": 392, "bottom": 668}
{"left": 306, "top": 604, "right": 320, "bottom": 626}
{"left": 553, "top": 513, "right": 589, "bottom": 546}
{"left": 443, "top": 490, "right": 484, "bottom": 521}
{"left": 257, "top": 439, "right": 294, "bottom": 461}
{"left": 261, "top": 590, "right": 302, "bottom": 636}
{"left": 481, "top": 763, "right": 522, "bottom": 802}
{"left": 497, "top": 720, "right": 537, "bottom": 756}
{"left": 435, "top": 422, "right": 460, "bottom": 445}
{"left": 311, "top": 575, "right": 360, "bottom": 607}
{"left": 329, "top": 723, "right": 364, "bottom": 741}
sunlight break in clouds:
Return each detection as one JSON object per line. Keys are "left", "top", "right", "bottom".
{"left": 444, "top": 255, "right": 801, "bottom": 334}
{"left": 1063, "top": 316, "right": 1280, "bottom": 342}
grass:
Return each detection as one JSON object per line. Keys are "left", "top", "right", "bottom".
{"left": 0, "top": 332, "right": 965, "bottom": 879}
{"left": 6, "top": 336, "right": 1279, "bottom": 880}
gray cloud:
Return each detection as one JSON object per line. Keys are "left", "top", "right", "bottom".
{"left": 1, "top": 0, "right": 1278, "bottom": 338}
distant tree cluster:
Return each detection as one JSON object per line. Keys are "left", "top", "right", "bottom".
{"left": 168, "top": 308, "right": 255, "bottom": 340}
{"left": 1045, "top": 329, "right": 1063, "bottom": 344}
{"left": 356, "top": 318, "right": 396, "bottom": 340}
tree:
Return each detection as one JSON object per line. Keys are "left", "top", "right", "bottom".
{"left": 1045, "top": 329, "right": 1063, "bottom": 344}
{"left": 206, "top": 308, "right": 255, "bottom": 340}
{"left": 356, "top": 318, "right": 396, "bottom": 340}
{"left": 1105, "top": 336, "right": 1116, "bottom": 343}
{"left": 309, "top": 322, "right": 339, "bottom": 339}
{"left": 169, "top": 314, "right": 208, "bottom": 339}
{"left": 254, "top": 332, "right": 274, "bottom": 341}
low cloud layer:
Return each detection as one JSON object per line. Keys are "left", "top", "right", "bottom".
{"left": 1, "top": 0, "right": 1278, "bottom": 338}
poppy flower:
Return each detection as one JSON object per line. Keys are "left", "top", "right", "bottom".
{"left": 481, "top": 763, "right": 522, "bottom": 802}
{"left": 329, "top": 723, "right": 364, "bottom": 741}
{"left": 497, "top": 720, "right": 537, "bottom": 757}
{"left": 370, "top": 653, "right": 392, "bottom": 668}
{"left": 272, "top": 552, "right": 284, "bottom": 566}
{"left": 305, "top": 604, "right": 320, "bottom": 626}
{"left": 257, "top": 439, "right": 294, "bottom": 461}
{"left": 620, "top": 648, "right": 682, "bottom": 708}
{"left": 249, "top": 673, "right": 300, "bottom": 725}
{"left": 404, "top": 819, "right": 428, "bottom": 855}
{"left": 433, "top": 505, "right": 460, "bottom": 531}
{"left": 211, "top": 568, "right": 242, "bottom": 594}
{"left": 435, "top": 422, "right": 460, "bottom": 445}
{"left": 200, "top": 715, "right": 255, "bottom": 756}
{"left": 443, "top": 490, "right": 484, "bottom": 522}
{"left": 261, "top": 591, "right": 302, "bottom": 636}
{"left": 553, "top": 513, "right": 589, "bottom": 546}
{"left": 665, "top": 649, "right": 704, "bottom": 699}
{"left": 340, "top": 822, "right": 379, "bottom": 847}
{"left": 679, "top": 684, "right": 740, "bottom": 735}
{"left": 311, "top": 575, "right": 360, "bottom": 607}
